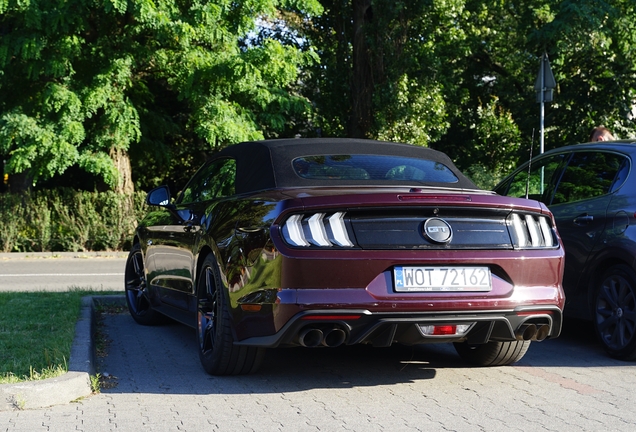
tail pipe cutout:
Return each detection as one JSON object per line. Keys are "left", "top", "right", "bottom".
{"left": 298, "top": 326, "right": 347, "bottom": 347}
{"left": 515, "top": 323, "right": 551, "bottom": 341}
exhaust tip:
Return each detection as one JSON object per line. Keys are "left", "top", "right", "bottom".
{"left": 535, "top": 324, "right": 550, "bottom": 341}
{"left": 516, "top": 324, "right": 537, "bottom": 341}
{"left": 322, "top": 328, "right": 346, "bottom": 347}
{"left": 298, "top": 328, "right": 323, "bottom": 347}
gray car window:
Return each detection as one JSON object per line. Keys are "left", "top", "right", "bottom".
{"left": 178, "top": 158, "right": 237, "bottom": 204}
{"left": 498, "top": 153, "right": 568, "bottom": 204}
{"left": 609, "top": 157, "right": 630, "bottom": 193}
{"left": 551, "top": 152, "right": 626, "bottom": 205}
{"left": 292, "top": 155, "right": 459, "bottom": 183}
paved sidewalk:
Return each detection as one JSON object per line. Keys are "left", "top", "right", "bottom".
{"left": 2, "top": 312, "right": 636, "bottom": 431}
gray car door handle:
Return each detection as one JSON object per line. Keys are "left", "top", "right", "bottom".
{"left": 573, "top": 214, "right": 594, "bottom": 225}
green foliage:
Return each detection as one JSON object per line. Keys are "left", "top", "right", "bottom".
{"left": 433, "top": 0, "right": 636, "bottom": 170}
{"left": 469, "top": 97, "right": 522, "bottom": 172}
{"left": 464, "top": 164, "right": 508, "bottom": 191}
{"left": 375, "top": 75, "right": 449, "bottom": 147}
{"left": 0, "top": 0, "right": 323, "bottom": 192}
{"left": 297, "top": 0, "right": 636, "bottom": 179}
{"left": 534, "top": 0, "right": 636, "bottom": 143}
{"left": 0, "top": 190, "right": 147, "bottom": 252}
{"left": 3, "top": 0, "right": 636, "bottom": 193}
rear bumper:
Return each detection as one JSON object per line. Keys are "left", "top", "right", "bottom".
{"left": 234, "top": 304, "right": 563, "bottom": 348}
{"left": 229, "top": 248, "right": 565, "bottom": 348}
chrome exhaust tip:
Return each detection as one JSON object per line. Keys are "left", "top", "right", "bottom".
{"left": 516, "top": 324, "right": 537, "bottom": 341}
{"left": 535, "top": 324, "right": 550, "bottom": 341}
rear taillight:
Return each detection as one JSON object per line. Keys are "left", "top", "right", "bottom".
{"left": 281, "top": 212, "right": 355, "bottom": 248}
{"left": 507, "top": 213, "right": 557, "bottom": 249}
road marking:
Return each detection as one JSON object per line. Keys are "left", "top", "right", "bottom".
{"left": 0, "top": 273, "right": 124, "bottom": 277}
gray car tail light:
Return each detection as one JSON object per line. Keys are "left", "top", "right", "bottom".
{"left": 507, "top": 213, "right": 556, "bottom": 249}
{"left": 282, "top": 212, "right": 355, "bottom": 247}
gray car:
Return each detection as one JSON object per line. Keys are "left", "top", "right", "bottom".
{"left": 495, "top": 141, "right": 636, "bottom": 360}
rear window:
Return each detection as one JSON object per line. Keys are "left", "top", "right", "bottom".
{"left": 292, "top": 155, "right": 459, "bottom": 183}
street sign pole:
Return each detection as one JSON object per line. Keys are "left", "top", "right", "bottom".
{"left": 534, "top": 52, "right": 556, "bottom": 155}
{"left": 540, "top": 56, "right": 545, "bottom": 156}
{"left": 534, "top": 53, "right": 556, "bottom": 194}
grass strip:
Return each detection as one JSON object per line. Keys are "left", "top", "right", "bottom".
{"left": 0, "top": 289, "right": 118, "bottom": 384}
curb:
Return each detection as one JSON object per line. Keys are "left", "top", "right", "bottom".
{"left": 0, "top": 295, "right": 126, "bottom": 411}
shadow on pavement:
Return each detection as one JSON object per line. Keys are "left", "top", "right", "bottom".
{"left": 99, "top": 313, "right": 628, "bottom": 396}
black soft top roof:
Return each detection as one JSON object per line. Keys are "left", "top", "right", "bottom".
{"left": 214, "top": 138, "right": 478, "bottom": 194}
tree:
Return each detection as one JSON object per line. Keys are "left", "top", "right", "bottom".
{"left": 533, "top": 0, "right": 636, "bottom": 143}
{"left": 298, "top": 0, "right": 636, "bottom": 184}
{"left": 0, "top": 0, "right": 322, "bottom": 193}
{"left": 301, "top": 0, "right": 453, "bottom": 144}
{"left": 4, "top": 1, "right": 636, "bottom": 194}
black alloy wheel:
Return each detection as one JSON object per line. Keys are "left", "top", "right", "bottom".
{"left": 197, "top": 265, "right": 218, "bottom": 360}
{"left": 124, "top": 243, "right": 161, "bottom": 325}
{"left": 196, "top": 254, "right": 265, "bottom": 375}
{"left": 594, "top": 265, "right": 636, "bottom": 360}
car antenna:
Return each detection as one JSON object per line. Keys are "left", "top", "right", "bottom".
{"left": 525, "top": 128, "right": 535, "bottom": 200}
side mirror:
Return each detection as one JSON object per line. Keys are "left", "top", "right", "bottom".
{"left": 146, "top": 185, "right": 172, "bottom": 207}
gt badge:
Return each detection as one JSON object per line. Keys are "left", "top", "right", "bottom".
{"left": 423, "top": 218, "right": 452, "bottom": 244}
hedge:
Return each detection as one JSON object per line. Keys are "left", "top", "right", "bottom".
{"left": 0, "top": 189, "right": 147, "bottom": 252}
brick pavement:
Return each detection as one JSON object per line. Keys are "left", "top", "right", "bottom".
{"left": 1, "top": 314, "right": 636, "bottom": 431}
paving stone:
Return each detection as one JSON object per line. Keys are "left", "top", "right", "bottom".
{"left": 2, "top": 312, "right": 636, "bottom": 431}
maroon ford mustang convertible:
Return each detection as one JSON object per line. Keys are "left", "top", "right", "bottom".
{"left": 125, "top": 138, "right": 565, "bottom": 375}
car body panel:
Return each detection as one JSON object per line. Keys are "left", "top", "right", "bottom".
{"left": 130, "top": 138, "right": 566, "bottom": 370}
{"left": 549, "top": 194, "right": 612, "bottom": 297}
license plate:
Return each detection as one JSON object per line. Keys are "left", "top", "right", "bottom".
{"left": 393, "top": 266, "right": 492, "bottom": 292}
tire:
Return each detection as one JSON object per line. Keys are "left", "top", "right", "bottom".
{"left": 124, "top": 243, "right": 162, "bottom": 325}
{"left": 196, "top": 254, "right": 265, "bottom": 375}
{"left": 454, "top": 340, "right": 531, "bottom": 366}
{"left": 594, "top": 265, "right": 636, "bottom": 361}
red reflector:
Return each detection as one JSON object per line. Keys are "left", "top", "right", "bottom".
{"left": 240, "top": 304, "right": 262, "bottom": 312}
{"left": 433, "top": 325, "right": 457, "bottom": 335}
{"left": 301, "top": 315, "right": 361, "bottom": 320}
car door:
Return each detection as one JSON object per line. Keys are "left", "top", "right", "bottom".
{"left": 151, "top": 157, "right": 237, "bottom": 312}
{"left": 547, "top": 151, "right": 628, "bottom": 309}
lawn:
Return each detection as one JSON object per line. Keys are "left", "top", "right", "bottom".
{"left": 0, "top": 289, "right": 115, "bottom": 384}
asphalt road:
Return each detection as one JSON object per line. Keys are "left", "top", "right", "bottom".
{"left": 2, "top": 256, "right": 636, "bottom": 431}
{"left": 0, "top": 254, "right": 126, "bottom": 292}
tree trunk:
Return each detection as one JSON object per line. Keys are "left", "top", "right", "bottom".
{"left": 110, "top": 147, "right": 134, "bottom": 194}
{"left": 348, "top": 0, "right": 374, "bottom": 138}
